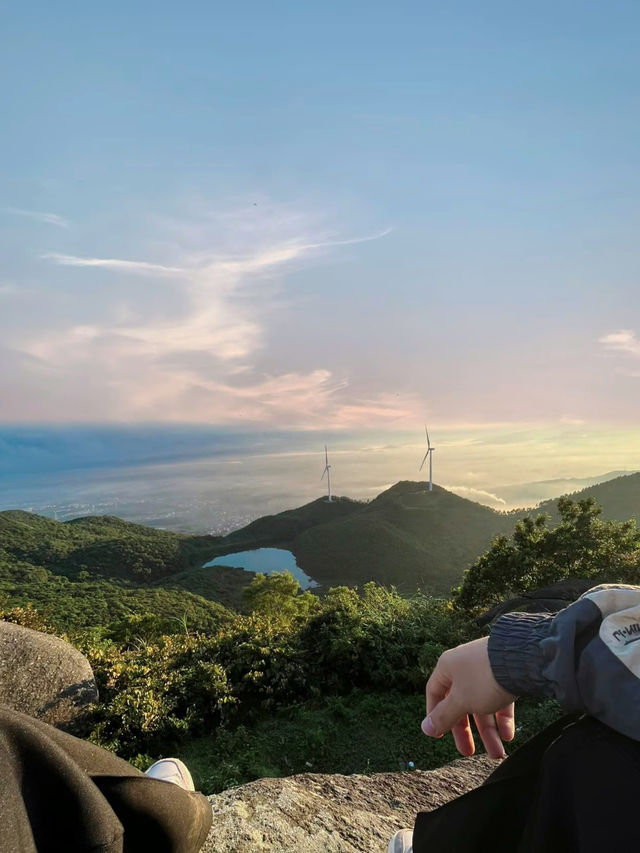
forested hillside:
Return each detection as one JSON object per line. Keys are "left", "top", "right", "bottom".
{"left": 0, "top": 510, "right": 250, "bottom": 630}
{"left": 4, "top": 472, "right": 640, "bottom": 621}
{"left": 210, "top": 474, "right": 640, "bottom": 594}
{"left": 206, "top": 483, "right": 513, "bottom": 594}
{"left": 293, "top": 482, "right": 514, "bottom": 592}
{"left": 2, "top": 494, "right": 640, "bottom": 795}
{"left": 0, "top": 510, "right": 219, "bottom": 580}
{"left": 532, "top": 471, "right": 640, "bottom": 525}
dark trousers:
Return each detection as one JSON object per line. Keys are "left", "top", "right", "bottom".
{"left": 0, "top": 705, "right": 212, "bottom": 853}
{"left": 414, "top": 714, "right": 640, "bottom": 852}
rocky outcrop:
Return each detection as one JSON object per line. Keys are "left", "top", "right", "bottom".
{"left": 0, "top": 621, "right": 98, "bottom": 732}
{"left": 203, "top": 756, "right": 498, "bottom": 852}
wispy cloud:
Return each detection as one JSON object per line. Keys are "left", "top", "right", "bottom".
{"left": 598, "top": 329, "right": 640, "bottom": 358}
{"left": 9, "top": 204, "right": 393, "bottom": 424}
{"left": 7, "top": 207, "right": 69, "bottom": 228}
{"left": 44, "top": 227, "right": 391, "bottom": 278}
{"left": 44, "top": 254, "right": 183, "bottom": 275}
{"left": 300, "top": 227, "right": 393, "bottom": 252}
{"left": 329, "top": 392, "right": 422, "bottom": 428}
{"left": 444, "top": 485, "right": 507, "bottom": 507}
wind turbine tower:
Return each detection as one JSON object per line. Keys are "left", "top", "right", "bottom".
{"left": 321, "top": 445, "right": 333, "bottom": 502}
{"left": 419, "top": 426, "right": 435, "bottom": 492}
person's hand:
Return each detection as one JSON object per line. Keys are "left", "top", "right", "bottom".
{"left": 422, "top": 637, "right": 517, "bottom": 759}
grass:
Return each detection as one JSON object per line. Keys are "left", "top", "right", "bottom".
{"left": 173, "top": 690, "right": 563, "bottom": 795}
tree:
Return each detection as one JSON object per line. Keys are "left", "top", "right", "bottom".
{"left": 453, "top": 498, "right": 640, "bottom": 615}
{"left": 242, "top": 572, "right": 320, "bottom": 623}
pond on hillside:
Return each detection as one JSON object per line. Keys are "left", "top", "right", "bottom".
{"left": 203, "top": 548, "right": 319, "bottom": 589}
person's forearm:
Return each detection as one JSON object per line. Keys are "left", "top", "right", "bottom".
{"left": 487, "top": 584, "right": 640, "bottom": 741}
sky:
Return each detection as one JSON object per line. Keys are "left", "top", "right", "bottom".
{"left": 3, "top": 1, "right": 640, "bottom": 476}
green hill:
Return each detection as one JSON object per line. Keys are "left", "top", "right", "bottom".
{"left": 209, "top": 482, "right": 512, "bottom": 594}
{"left": 0, "top": 510, "right": 249, "bottom": 629}
{"left": 0, "top": 510, "right": 221, "bottom": 581}
{"left": 157, "top": 564, "right": 253, "bottom": 611}
{"left": 291, "top": 483, "right": 512, "bottom": 593}
{"left": 532, "top": 471, "right": 640, "bottom": 525}
{"left": 220, "top": 496, "right": 362, "bottom": 550}
{"left": 212, "top": 474, "right": 640, "bottom": 594}
{"left": 4, "top": 471, "right": 640, "bottom": 619}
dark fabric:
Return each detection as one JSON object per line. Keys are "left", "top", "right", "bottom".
{"left": 0, "top": 705, "right": 212, "bottom": 853}
{"left": 413, "top": 713, "right": 640, "bottom": 853}
{"left": 488, "top": 611, "right": 555, "bottom": 698}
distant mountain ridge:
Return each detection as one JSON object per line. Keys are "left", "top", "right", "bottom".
{"left": 534, "top": 471, "right": 640, "bottom": 524}
{"left": 209, "top": 472, "right": 640, "bottom": 594}
{"left": 485, "top": 469, "right": 637, "bottom": 510}
{"left": 3, "top": 472, "right": 640, "bottom": 607}
{"left": 204, "top": 482, "right": 511, "bottom": 594}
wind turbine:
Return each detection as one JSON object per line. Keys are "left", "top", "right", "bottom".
{"left": 419, "top": 426, "right": 435, "bottom": 491}
{"left": 321, "top": 445, "right": 333, "bottom": 502}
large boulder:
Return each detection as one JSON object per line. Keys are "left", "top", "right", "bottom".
{"left": 0, "top": 621, "right": 98, "bottom": 732}
{"left": 203, "top": 756, "right": 497, "bottom": 853}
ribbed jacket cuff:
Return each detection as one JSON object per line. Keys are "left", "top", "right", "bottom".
{"left": 488, "top": 612, "right": 555, "bottom": 698}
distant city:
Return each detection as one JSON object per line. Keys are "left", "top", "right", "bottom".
{"left": 1, "top": 426, "right": 634, "bottom": 535}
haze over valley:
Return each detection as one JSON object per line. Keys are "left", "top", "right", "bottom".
{"left": 2, "top": 425, "right": 639, "bottom": 534}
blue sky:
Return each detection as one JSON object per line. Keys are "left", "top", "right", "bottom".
{"left": 3, "top": 0, "right": 640, "bottom": 437}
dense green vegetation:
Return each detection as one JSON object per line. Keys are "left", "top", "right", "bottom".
{"left": 293, "top": 483, "right": 513, "bottom": 593}
{"left": 0, "top": 569, "right": 562, "bottom": 794}
{"left": 0, "top": 574, "right": 232, "bottom": 633}
{"left": 455, "top": 496, "right": 640, "bottom": 615}
{"left": 2, "top": 479, "right": 640, "bottom": 796}
{"left": 209, "top": 473, "right": 640, "bottom": 594}
{"left": 0, "top": 510, "right": 249, "bottom": 629}
{"left": 154, "top": 564, "right": 253, "bottom": 611}
{"left": 179, "top": 692, "right": 562, "bottom": 794}
{"left": 536, "top": 471, "right": 640, "bottom": 525}
{"left": 68, "top": 584, "right": 466, "bottom": 758}
{"left": 222, "top": 495, "right": 362, "bottom": 550}
{"left": 0, "top": 510, "right": 223, "bottom": 582}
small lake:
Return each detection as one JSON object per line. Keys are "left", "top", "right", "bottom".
{"left": 203, "top": 547, "right": 319, "bottom": 589}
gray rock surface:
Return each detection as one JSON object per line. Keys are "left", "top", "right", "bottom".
{"left": 203, "top": 756, "right": 497, "bottom": 852}
{"left": 0, "top": 621, "right": 98, "bottom": 731}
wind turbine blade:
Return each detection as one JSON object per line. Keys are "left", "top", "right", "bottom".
{"left": 324, "top": 445, "right": 329, "bottom": 465}
{"left": 425, "top": 426, "right": 431, "bottom": 449}
{"left": 419, "top": 451, "right": 429, "bottom": 471}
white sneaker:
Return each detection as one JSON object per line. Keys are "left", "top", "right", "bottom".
{"left": 145, "top": 758, "right": 195, "bottom": 791}
{"left": 387, "top": 829, "right": 413, "bottom": 853}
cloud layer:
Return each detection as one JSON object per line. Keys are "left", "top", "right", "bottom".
{"left": 7, "top": 207, "right": 69, "bottom": 228}
{"left": 599, "top": 329, "right": 640, "bottom": 359}
{"left": 4, "top": 204, "right": 405, "bottom": 425}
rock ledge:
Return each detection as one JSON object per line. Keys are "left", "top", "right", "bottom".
{"left": 204, "top": 756, "right": 497, "bottom": 852}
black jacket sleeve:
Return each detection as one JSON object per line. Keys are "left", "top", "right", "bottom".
{"left": 488, "top": 584, "right": 640, "bottom": 741}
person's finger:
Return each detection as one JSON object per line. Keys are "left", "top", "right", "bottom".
{"left": 423, "top": 689, "right": 465, "bottom": 737}
{"left": 473, "top": 713, "right": 506, "bottom": 759}
{"left": 425, "top": 666, "right": 451, "bottom": 716}
{"left": 451, "top": 714, "right": 475, "bottom": 756}
{"left": 495, "top": 703, "right": 515, "bottom": 742}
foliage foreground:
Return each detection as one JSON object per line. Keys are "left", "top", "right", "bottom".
{"left": 2, "top": 496, "right": 639, "bottom": 793}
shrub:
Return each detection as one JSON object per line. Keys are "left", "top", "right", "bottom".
{"left": 454, "top": 498, "right": 640, "bottom": 615}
